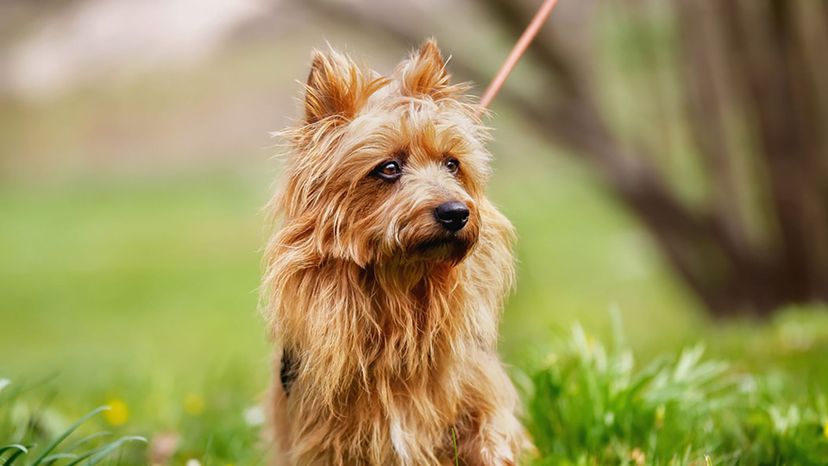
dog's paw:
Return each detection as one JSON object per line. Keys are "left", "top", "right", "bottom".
{"left": 469, "top": 419, "right": 533, "bottom": 466}
{"left": 478, "top": 441, "right": 517, "bottom": 466}
{"left": 463, "top": 427, "right": 528, "bottom": 466}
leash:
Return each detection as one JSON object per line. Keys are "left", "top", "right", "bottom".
{"left": 479, "top": 0, "right": 560, "bottom": 110}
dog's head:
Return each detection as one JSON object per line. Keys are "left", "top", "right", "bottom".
{"left": 278, "top": 40, "right": 493, "bottom": 267}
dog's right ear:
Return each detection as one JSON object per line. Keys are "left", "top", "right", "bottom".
{"left": 397, "top": 38, "right": 467, "bottom": 100}
{"left": 304, "top": 49, "right": 385, "bottom": 125}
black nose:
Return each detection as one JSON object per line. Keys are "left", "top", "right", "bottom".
{"left": 434, "top": 201, "right": 469, "bottom": 232}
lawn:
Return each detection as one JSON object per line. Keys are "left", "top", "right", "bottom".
{"left": 2, "top": 162, "right": 827, "bottom": 464}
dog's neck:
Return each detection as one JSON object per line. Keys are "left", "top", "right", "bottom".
{"left": 362, "top": 257, "right": 469, "bottom": 347}
{"left": 275, "top": 256, "right": 471, "bottom": 400}
{"left": 357, "top": 259, "right": 471, "bottom": 385}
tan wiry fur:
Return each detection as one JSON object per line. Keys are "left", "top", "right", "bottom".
{"left": 262, "top": 39, "right": 531, "bottom": 465}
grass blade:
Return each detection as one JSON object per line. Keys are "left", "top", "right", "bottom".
{"left": 451, "top": 427, "right": 459, "bottom": 466}
{"left": 41, "top": 452, "right": 78, "bottom": 464}
{"left": 29, "top": 406, "right": 108, "bottom": 466}
{"left": 59, "top": 448, "right": 98, "bottom": 466}
{"left": 76, "top": 436, "right": 146, "bottom": 466}
{"left": 0, "top": 445, "right": 29, "bottom": 456}
{"left": 1, "top": 445, "right": 29, "bottom": 466}
{"left": 64, "top": 432, "right": 111, "bottom": 453}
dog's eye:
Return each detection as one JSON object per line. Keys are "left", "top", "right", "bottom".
{"left": 445, "top": 158, "right": 460, "bottom": 175}
{"left": 374, "top": 161, "right": 402, "bottom": 181}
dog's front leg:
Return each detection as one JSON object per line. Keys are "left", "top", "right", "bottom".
{"left": 454, "top": 408, "right": 527, "bottom": 466}
{"left": 453, "top": 354, "right": 532, "bottom": 465}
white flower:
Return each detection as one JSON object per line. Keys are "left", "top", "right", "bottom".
{"left": 185, "top": 459, "right": 201, "bottom": 466}
{"left": 0, "top": 379, "right": 10, "bottom": 392}
{"left": 244, "top": 405, "right": 265, "bottom": 426}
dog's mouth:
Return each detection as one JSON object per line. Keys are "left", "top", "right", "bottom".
{"left": 409, "top": 235, "right": 473, "bottom": 263}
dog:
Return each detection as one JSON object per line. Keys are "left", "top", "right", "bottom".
{"left": 262, "top": 39, "right": 530, "bottom": 465}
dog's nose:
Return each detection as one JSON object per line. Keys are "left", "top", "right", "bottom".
{"left": 434, "top": 201, "right": 469, "bottom": 232}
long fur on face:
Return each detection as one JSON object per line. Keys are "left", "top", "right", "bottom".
{"left": 263, "top": 39, "right": 531, "bottom": 466}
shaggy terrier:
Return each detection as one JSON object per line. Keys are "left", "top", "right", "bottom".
{"left": 263, "top": 39, "right": 530, "bottom": 465}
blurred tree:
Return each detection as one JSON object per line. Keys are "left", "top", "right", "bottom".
{"left": 301, "top": 0, "right": 828, "bottom": 317}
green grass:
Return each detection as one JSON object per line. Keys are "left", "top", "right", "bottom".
{"left": 0, "top": 173, "right": 271, "bottom": 464}
{"left": 0, "top": 379, "right": 147, "bottom": 466}
{"left": 2, "top": 168, "right": 827, "bottom": 465}
{"left": 526, "top": 317, "right": 828, "bottom": 465}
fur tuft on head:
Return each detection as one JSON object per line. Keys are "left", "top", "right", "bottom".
{"left": 397, "top": 38, "right": 469, "bottom": 100}
{"left": 304, "top": 48, "right": 387, "bottom": 125}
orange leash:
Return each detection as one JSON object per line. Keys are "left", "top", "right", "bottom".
{"left": 479, "top": 0, "right": 560, "bottom": 110}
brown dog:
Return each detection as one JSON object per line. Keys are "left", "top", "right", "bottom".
{"left": 262, "top": 39, "right": 530, "bottom": 465}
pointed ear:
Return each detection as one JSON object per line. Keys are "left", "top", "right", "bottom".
{"left": 304, "top": 49, "right": 384, "bottom": 124}
{"left": 398, "top": 39, "right": 458, "bottom": 99}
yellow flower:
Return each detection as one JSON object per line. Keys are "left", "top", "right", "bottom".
{"left": 655, "top": 404, "right": 666, "bottom": 429}
{"left": 184, "top": 392, "right": 205, "bottom": 415}
{"left": 104, "top": 399, "right": 129, "bottom": 426}
{"left": 823, "top": 421, "right": 828, "bottom": 439}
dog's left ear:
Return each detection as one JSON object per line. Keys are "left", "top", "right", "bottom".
{"left": 398, "top": 39, "right": 458, "bottom": 99}
{"left": 304, "top": 49, "right": 386, "bottom": 125}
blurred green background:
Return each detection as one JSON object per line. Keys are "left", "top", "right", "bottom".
{"left": 1, "top": 0, "right": 826, "bottom": 464}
